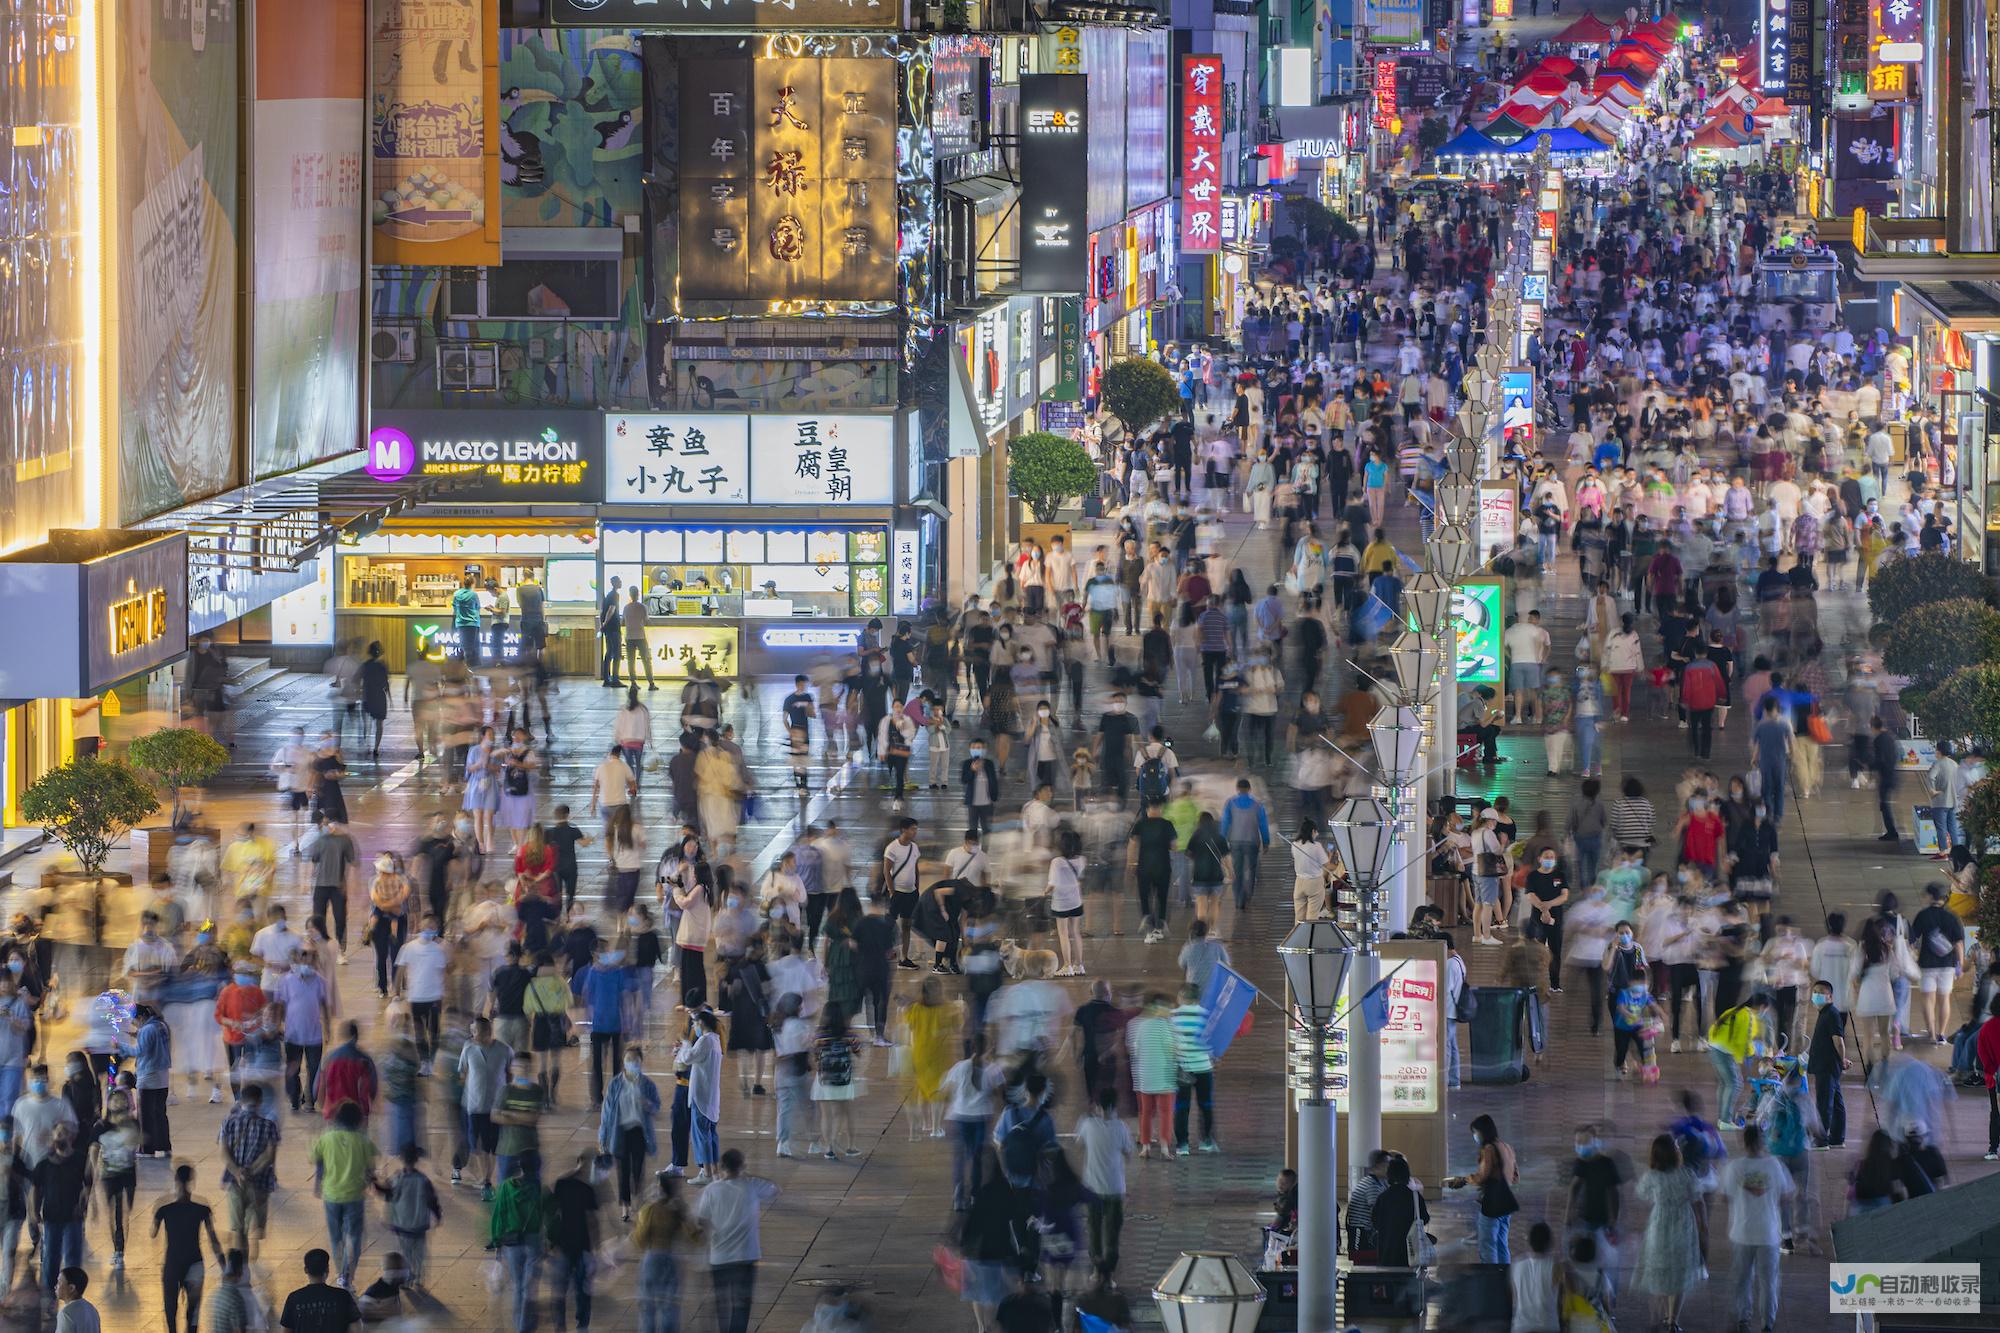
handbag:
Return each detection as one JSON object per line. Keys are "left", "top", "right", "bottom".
{"left": 1407, "top": 1227, "right": 1438, "bottom": 1268}
{"left": 1477, "top": 852, "right": 1507, "bottom": 878}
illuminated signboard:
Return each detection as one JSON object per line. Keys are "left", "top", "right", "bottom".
{"left": 1019, "top": 74, "right": 1089, "bottom": 290}
{"left": 1477, "top": 481, "right": 1518, "bottom": 564}
{"left": 1372, "top": 57, "right": 1399, "bottom": 130}
{"left": 1180, "top": 56, "right": 1223, "bottom": 254}
{"left": 413, "top": 623, "right": 527, "bottom": 663}
{"left": 1499, "top": 367, "right": 1536, "bottom": 452}
{"left": 1761, "top": 0, "right": 1793, "bottom": 97}
{"left": 1873, "top": 0, "right": 1922, "bottom": 62}
{"left": 368, "top": 411, "right": 603, "bottom": 503}
{"left": 1323, "top": 957, "right": 1442, "bottom": 1113}
{"left": 677, "top": 56, "right": 898, "bottom": 304}
{"left": 604, "top": 413, "right": 894, "bottom": 505}
{"left": 639, "top": 625, "right": 742, "bottom": 677}
{"left": 761, "top": 626, "right": 862, "bottom": 649}
{"left": 549, "top": 0, "right": 894, "bottom": 27}
{"left": 109, "top": 586, "right": 171, "bottom": 658}
{"left": 1404, "top": 579, "right": 1502, "bottom": 685}
{"left": 892, "top": 528, "right": 921, "bottom": 614}
{"left": 1521, "top": 273, "right": 1549, "bottom": 302}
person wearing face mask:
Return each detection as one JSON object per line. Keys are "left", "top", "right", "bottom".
{"left": 0, "top": 975, "right": 30, "bottom": 1125}
{"left": 393, "top": 914, "right": 449, "bottom": 1074}
{"left": 598, "top": 1045, "right": 660, "bottom": 1223}
{"left": 1523, "top": 849, "right": 1571, "bottom": 994}
{"left": 1568, "top": 1123, "right": 1624, "bottom": 1303}
{"left": 213, "top": 965, "right": 267, "bottom": 1099}
{"left": 274, "top": 952, "right": 332, "bottom": 1114}
{"left": 1673, "top": 792, "right": 1725, "bottom": 878}
{"left": 366, "top": 853, "right": 413, "bottom": 999}
{"left": 573, "top": 943, "right": 639, "bottom": 1110}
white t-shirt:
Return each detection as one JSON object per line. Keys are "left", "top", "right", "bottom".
{"left": 395, "top": 936, "right": 449, "bottom": 1004}
{"left": 1075, "top": 1113, "right": 1135, "bottom": 1198}
{"left": 593, "top": 757, "right": 635, "bottom": 809}
{"left": 941, "top": 1058, "right": 1002, "bottom": 1122}
{"left": 882, "top": 838, "right": 921, "bottom": 894}
{"left": 1720, "top": 1154, "right": 1794, "bottom": 1247}
{"left": 1047, "top": 856, "right": 1086, "bottom": 913}
{"left": 1503, "top": 622, "right": 1550, "bottom": 666}
{"left": 250, "top": 924, "right": 301, "bottom": 989}
{"left": 1508, "top": 1254, "right": 1561, "bottom": 1333}
{"left": 691, "top": 1175, "right": 780, "bottom": 1265}
{"left": 944, "top": 846, "right": 989, "bottom": 886}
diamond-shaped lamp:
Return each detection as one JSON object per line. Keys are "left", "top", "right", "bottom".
{"left": 1153, "top": 1252, "right": 1268, "bottom": 1333}
{"left": 1327, "top": 795, "right": 1396, "bottom": 895}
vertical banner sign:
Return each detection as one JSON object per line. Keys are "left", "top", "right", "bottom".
{"left": 370, "top": 0, "right": 503, "bottom": 266}
{"left": 1051, "top": 297, "right": 1083, "bottom": 400}
{"left": 1372, "top": 57, "right": 1400, "bottom": 130}
{"left": 1785, "top": 0, "right": 1815, "bottom": 106}
{"left": 1018, "top": 75, "right": 1089, "bottom": 291}
{"left": 1873, "top": 0, "right": 1924, "bottom": 64}
{"left": 1760, "top": 0, "right": 1791, "bottom": 97}
{"left": 1180, "top": 56, "right": 1223, "bottom": 254}
{"left": 892, "top": 530, "right": 921, "bottom": 614}
{"left": 116, "top": 0, "right": 243, "bottom": 525}
{"left": 1499, "top": 368, "right": 1537, "bottom": 452}
{"left": 254, "top": 0, "right": 366, "bottom": 481}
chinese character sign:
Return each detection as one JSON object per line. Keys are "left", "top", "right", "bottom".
{"left": 1328, "top": 957, "right": 1442, "bottom": 1114}
{"left": 371, "top": 0, "right": 502, "bottom": 265}
{"left": 605, "top": 415, "right": 752, "bottom": 503}
{"left": 1872, "top": 0, "right": 1923, "bottom": 65}
{"left": 677, "top": 56, "right": 897, "bottom": 303}
{"left": 747, "top": 416, "right": 894, "bottom": 504}
{"left": 1372, "top": 57, "right": 1399, "bottom": 131}
{"left": 892, "top": 529, "right": 921, "bottom": 614}
{"left": 1180, "top": 56, "right": 1224, "bottom": 254}
{"left": 1785, "top": 0, "right": 1816, "bottom": 105}
{"left": 1760, "top": 0, "right": 1793, "bottom": 96}
{"left": 637, "top": 625, "right": 742, "bottom": 679}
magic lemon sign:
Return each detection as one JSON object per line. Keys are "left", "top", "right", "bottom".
{"left": 367, "top": 410, "right": 604, "bottom": 502}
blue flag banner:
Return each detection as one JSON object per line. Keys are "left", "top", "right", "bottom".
{"left": 1361, "top": 978, "right": 1394, "bottom": 1033}
{"left": 1201, "top": 964, "right": 1258, "bottom": 1060}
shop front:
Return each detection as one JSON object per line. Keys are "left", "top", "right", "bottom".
{"left": 599, "top": 409, "right": 924, "bottom": 675}
{"left": 1896, "top": 284, "right": 2000, "bottom": 571}
{"left": 0, "top": 531, "right": 190, "bottom": 830}
{"left": 273, "top": 409, "right": 608, "bottom": 672}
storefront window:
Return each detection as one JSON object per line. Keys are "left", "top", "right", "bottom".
{"left": 338, "top": 530, "right": 599, "bottom": 611}
{"left": 602, "top": 523, "right": 891, "bottom": 619}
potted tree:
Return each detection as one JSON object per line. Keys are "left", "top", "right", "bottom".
{"left": 1009, "top": 430, "right": 1102, "bottom": 551}
{"left": 124, "top": 727, "right": 231, "bottom": 874}
{"left": 20, "top": 755, "right": 158, "bottom": 886}
{"left": 1101, "top": 357, "right": 1182, "bottom": 441}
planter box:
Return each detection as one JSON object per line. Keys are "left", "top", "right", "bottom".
{"left": 128, "top": 825, "right": 220, "bottom": 879}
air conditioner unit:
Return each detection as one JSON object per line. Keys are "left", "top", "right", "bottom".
{"left": 437, "top": 341, "right": 501, "bottom": 392}
{"left": 370, "top": 324, "right": 418, "bottom": 364}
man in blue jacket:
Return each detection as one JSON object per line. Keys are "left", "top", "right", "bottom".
{"left": 570, "top": 949, "right": 639, "bottom": 1109}
{"left": 1219, "top": 779, "right": 1270, "bottom": 911}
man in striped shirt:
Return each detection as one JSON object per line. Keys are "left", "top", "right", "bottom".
{"left": 1170, "top": 984, "right": 1218, "bottom": 1156}
{"left": 1195, "top": 598, "right": 1232, "bottom": 699}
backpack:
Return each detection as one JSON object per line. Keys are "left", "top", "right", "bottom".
{"left": 503, "top": 760, "right": 531, "bottom": 798}
{"left": 1137, "top": 752, "right": 1171, "bottom": 804}
{"left": 1001, "top": 1108, "right": 1051, "bottom": 1184}
{"left": 1451, "top": 978, "right": 1478, "bottom": 1024}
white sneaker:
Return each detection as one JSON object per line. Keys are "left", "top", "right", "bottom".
{"left": 208, "top": 1087, "right": 222, "bottom": 1104}
{"left": 1670, "top": 1040, "right": 1682, "bottom": 1054}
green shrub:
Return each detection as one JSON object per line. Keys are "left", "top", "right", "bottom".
{"left": 19, "top": 758, "right": 159, "bottom": 877}
{"left": 125, "top": 727, "right": 230, "bottom": 827}
{"left": 1881, "top": 598, "right": 2000, "bottom": 693}
{"left": 1101, "top": 358, "right": 1180, "bottom": 438}
{"left": 1914, "top": 665, "right": 2000, "bottom": 757}
{"left": 1867, "top": 552, "right": 1993, "bottom": 629}
{"left": 1007, "top": 431, "right": 1101, "bottom": 524}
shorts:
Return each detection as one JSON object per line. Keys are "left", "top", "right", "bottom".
{"left": 1193, "top": 881, "right": 1222, "bottom": 898}
{"left": 1919, "top": 968, "right": 1956, "bottom": 995}
{"left": 469, "top": 1111, "right": 499, "bottom": 1153}
{"left": 889, "top": 892, "right": 917, "bottom": 921}
{"left": 1089, "top": 609, "right": 1113, "bottom": 634}
{"left": 1508, "top": 662, "right": 1544, "bottom": 691}
{"left": 1474, "top": 875, "right": 1502, "bottom": 906}
{"left": 1053, "top": 905, "right": 1084, "bottom": 919}
{"left": 228, "top": 1181, "right": 269, "bottom": 1236}
{"left": 287, "top": 790, "right": 310, "bottom": 811}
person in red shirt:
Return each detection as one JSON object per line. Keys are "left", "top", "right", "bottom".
{"left": 315, "top": 1021, "right": 379, "bottom": 1123}
{"left": 1680, "top": 654, "right": 1724, "bottom": 760}
{"left": 214, "top": 966, "right": 267, "bottom": 1098}
{"left": 1646, "top": 544, "right": 1683, "bottom": 612}
{"left": 1674, "top": 794, "right": 1726, "bottom": 875}
{"left": 1977, "top": 994, "right": 2000, "bottom": 1160}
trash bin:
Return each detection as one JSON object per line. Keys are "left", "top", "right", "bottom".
{"left": 1466, "top": 985, "right": 1544, "bottom": 1085}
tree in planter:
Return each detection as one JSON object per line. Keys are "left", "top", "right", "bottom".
{"left": 1101, "top": 358, "right": 1181, "bottom": 439}
{"left": 1008, "top": 431, "right": 1102, "bottom": 524}
{"left": 1914, "top": 664, "right": 2000, "bottom": 758}
{"left": 1867, "top": 552, "right": 1994, "bottom": 631}
{"left": 1964, "top": 775, "right": 2000, "bottom": 939}
{"left": 1881, "top": 598, "right": 2000, "bottom": 695}
{"left": 18, "top": 758, "right": 159, "bottom": 879}
{"left": 125, "top": 727, "right": 231, "bottom": 829}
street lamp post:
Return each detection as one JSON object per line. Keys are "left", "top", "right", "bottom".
{"left": 1278, "top": 917, "right": 1356, "bottom": 1333}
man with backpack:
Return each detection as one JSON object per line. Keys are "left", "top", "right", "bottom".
{"left": 1134, "top": 731, "right": 1180, "bottom": 810}
{"left": 994, "top": 1074, "right": 1058, "bottom": 1192}
{"left": 1443, "top": 934, "right": 1469, "bottom": 1091}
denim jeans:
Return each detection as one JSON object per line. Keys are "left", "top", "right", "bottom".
{"left": 1173, "top": 1069, "right": 1215, "bottom": 1148}
{"left": 712, "top": 1261, "right": 757, "bottom": 1333}
{"left": 1229, "top": 842, "right": 1262, "bottom": 909}
{"left": 1710, "top": 1047, "right": 1743, "bottom": 1123}
{"left": 551, "top": 1250, "right": 592, "bottom": 1329}
{"left": 1934, "top": 806, "right": 1963, "bottom": 851}
{"left": 775, "top": 1069, "right": 810, "bottom": 1150}
{"left": 1572, "top": 834, "right": 1602, "bottom": 889}
{"left": 1475, "top": 1212, "right": 1511, "bottom": 1264}
{"left": 1575, "top": 719, "right": 1601, "bottom": 774}
{"left": 950, "top": 1116, "right": 988, "bottom": 1207}
{"left": 639, "top": 1251, "right": 680, "bottom": 1333}
{"left": 0, "top": 1065, "right": 21, "bottom": 1123}
{"left": 1445, "top": 1019, "right": 1461, "bottom": 1089}
{"left": 1171, "top": 851, "right": 1193, "bottom": 908}
{"left": 40, "top": 1219, "right": 81, "bottom": 1293}
{"left": 504, "top": 1239, "right": 544, "bottom": 1333}
{"left": 0, "top": 1218, "right": 18, "bottom": 1296}
{"left": 1731, "top": 1241, "right": 1779, "bottom": 1328}
{"left": 387, "top": 1099, "right": 421, "bottom": 1157}
{"left": 324, "top": 1198, "right": 365, "bottom": 1284}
